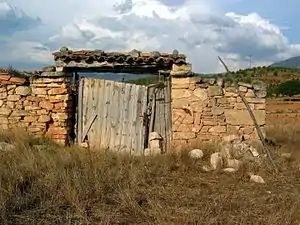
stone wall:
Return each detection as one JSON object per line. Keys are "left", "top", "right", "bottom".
{"left": 0, "top": 69, "right": 73, "bottom": 145}
{"left": 171, "top": 76, "right": 266, "bottom": 150}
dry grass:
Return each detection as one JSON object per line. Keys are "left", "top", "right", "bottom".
{"left": 0, "top": 127, "right": 300, "bottom": 225}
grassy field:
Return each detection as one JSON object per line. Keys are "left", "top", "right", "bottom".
{"left": 0, "top": 121, "right": 300, "bottom": 225}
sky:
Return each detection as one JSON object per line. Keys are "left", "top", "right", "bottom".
{"left": 0, "top": 0, "right": 299, "bottom": 73}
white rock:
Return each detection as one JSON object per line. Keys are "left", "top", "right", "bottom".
{"left": 281, "top": 153, "right": 292, "bottom": 159}
{"left": 149, "top": 139, "right": 160, "bottom": 149}
{"left": 210, "top": 152, "right": 223, "bottom": 170}
{"left": 227, "top": 159, "right": 243, "bottom": 170}
{"left": 188, "top": 149, "right": 204, "bottom": 159}
{"left": 144, "top": 148, "right": 161, "bottom": 156}
{"left": 149, "top": 132, "right": 162, "bottom": 141}
{"left": 250, "top": 175, "right": 265, "bottom": 184}
{"left": 0, "top": 142, "right": 15, "bottom": 152}
{"left": 220, "top": 144, "right": 232, "bottom": 160}
{"left": 223, "top": 168, "right": 237, "bottom": 173}
{"left": 249, "top": 146, "right": 260, "bottom": 157}
{"left": 202, "top": 165, "right": 212, "bottom": 172}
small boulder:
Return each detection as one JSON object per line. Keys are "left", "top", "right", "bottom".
{"left": 223, "top": 168, "right": 237, "bottom": 173}
{"left": 249, "top": 146, "right": 260, "bottom": 157}
{"left": 220, "top": 143, "right": 232, "bottom": 160}
{"left": 250, "top": 174, "right": 265, "bottom": 184}
{"left": 281, "top": 153, "right": 292, "bottom": 159}
{"left": 149, "top": 132, "right": 162, "bottom": 141}
{"left": 202, "top": 165, "right": 212, "bottom": 172}
{"left": 227, "top": 159, "right": 243, "bottom": 170}
{"left": 0, "top": 142, "right": 15, "bottom": 152}
{"left": 210, "top": 152, "right": 223, "bottom": 170}
{"left": 144, "top": 148, "right": 161, "bottom": 156}
{"left": 188, "top": 149, "right": 204, "bottom": 159}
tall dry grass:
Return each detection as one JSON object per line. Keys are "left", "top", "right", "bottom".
{"left": 0, "top": 126, "right": 300, "bottom": 225}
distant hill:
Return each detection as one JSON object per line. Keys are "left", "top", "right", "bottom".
{"left": 271, "top": 56, "right": 300, "bottom": 69}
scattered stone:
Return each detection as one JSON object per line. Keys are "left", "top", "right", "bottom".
{"left": 250, "top": 174, "right": 265, "bottom": 184}
{"left": 210, "top": 152, "right": 223, "bottom": 170}
{"left": 223, "top": 168, "right": 237, "bottom": 173}
{"left": 249, "top": 146, "right": 260, "bottom": 157}
{"left": 0, "top": 142, "right": 15, "bottom": 152}
{"left": 144, "top": 148, "right": 161, "bottom": 156}
{"left": 202, "top": 165, "right": 212, "bottom": 172}
{"left": 227, "top": 159, "right": 243, "bottom": 170}
{"left": 188, "top": 149, "right": 204, "bottom": 159}
{"left": 281, "top": 153, "right": 292, "bottom": 159}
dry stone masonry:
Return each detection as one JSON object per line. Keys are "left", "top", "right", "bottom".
{"left": 0, "top": 68, "right": 73, "bottom": 145}
{"left": 171, "top": 73, "right": 266, "bottom": 150}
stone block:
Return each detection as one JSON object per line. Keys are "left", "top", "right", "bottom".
{"left": 0, "top": 92, "right": 7, "bottom": 99}
{"left": 0, "top": 74, "right": 11, "bottom": 81}
{"left": 23, "top": 116, "right": 38, "bottom": 122}
{"left": 254, "top": 103, "right": 265, "bottom": 110}
{"left": 238, "top": 86, "right": 248, "bottom": 92}
{"left": 47, "top": 127, "right": 68, "bottom": 135}
{"left": 173, "top": 132, "right": 195, "bottom": 140}
{"left": 6, "top": 101, "right": 14, "bottom": 109}
{"left": 48, "top": 87, "right": 68, "bottom": 95}
{"left": 208, "top": 86, "right": 222, "bottom": 96}
{"left": 225, "top": 109, "right": 265, "bottom": 126}
{"left": 254, "top": 90, "right": 267, "bottom": 98}
{"left": 38, "top": 115, "right": 51, "bottom": 123}
{"left": 11, "top": 110, "right": 31, "bottom": 117}
{"left": 235, "top": 103, "right": 254, "bottom": 110}
{"left": 7, "top": 85, "right": 16, "bottom": 90}
{"left": 238, "top": 82, "right": 252, "bottom": 88}
{"left": 172, "top": 89, "right": 192, "bottom": 99}
{"left": 245, "top": 89, "right": 255, "bottom": 98}
{"left": 0, "top": 116, "right": 8, "bottom": 124}
{"left": 212, "top": 107, "right": 224, "bottom": 115}
{"left": 51, "top": 113, "right": 69, "bottom": 121}
{"left": 48, "top": 94, "right": 70, "bottom": 103}
{"left": 9, "top": 77, "right": 26, "bottom": 84}
{"left": 209, "top": 125, "right": 226, "bottom": 133}
{"left": 40, "top": 101, "right": 54, "bottom": 110}
{"left": 7, "top": 95, "right": 21, "bottom": 101}
{"left": 245, "top": 98, "right": 265, "bottom": 104}
{"left": 24, "top": 106, "right": 41, "bottom": 111}
{"left": 32, "top": 88, "right": 47, "bottom": 95}
{"left": 15, "top": 86, "right": 31, "bottom": 96}
{"left": 0, "top": 108, "right": 11, "bottom": 116}
{"left": 193, "top": 88, "right": 208, "bottom": 100}
{"left": 0, "top": 87, "right": 6, "bottom": 93}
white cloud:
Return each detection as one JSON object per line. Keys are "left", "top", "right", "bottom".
{"left": 1, "top": 0, "right": 300, "bottom": 72}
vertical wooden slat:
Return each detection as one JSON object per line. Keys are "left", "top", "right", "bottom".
{"left": 109, "top": 82, "right": 120, "bottom": 151}
{"left": 136, "top": 86, "right": 148, "bottom": 155}
{"left": 165, "top": 76, "right": 172, "bottom": 152}
{"left": 120, "top": 84, "right": 132, "bottom": 153}
{"left": 114, "top": 82, "right": 125, "bottom": 151}
{"left": 127, "top": 84, "right": 137, "bottom": 154}
{"left": 95, "top": 79, "right": 105, "bottom": 150}
{"left": 99, "top": 80, "right": 109, "bottom": 150}
{"left": 77, "top": 78, "right": 84, "bottom": 144}
{"left": 133, "top": 84, "right": 144, "bottom": 154}
{"left": 87, "top": 79, "right": 96, "bottom": 147}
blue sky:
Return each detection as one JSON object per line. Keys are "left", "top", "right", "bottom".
{"left": 1, "top": 0, "right": 299, "bottom": 73}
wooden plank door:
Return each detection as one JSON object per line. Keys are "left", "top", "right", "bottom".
{"left": 77, "top": 78, "right": 148, "bottom": 155}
